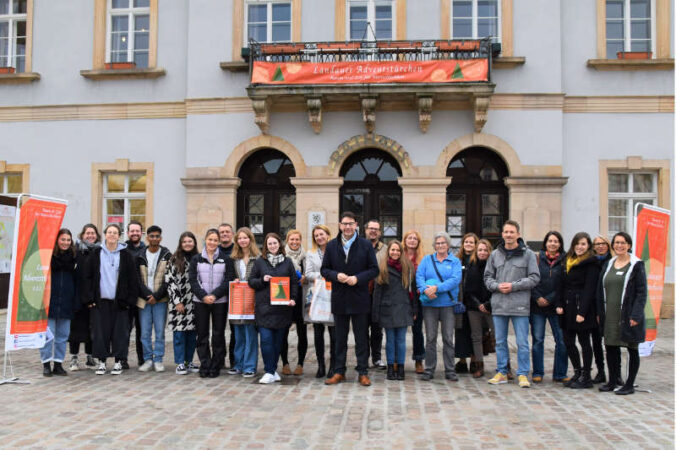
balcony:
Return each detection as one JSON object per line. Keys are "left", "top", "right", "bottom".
{"left": 245, "top": 39, "right": 496, "bottom": 134}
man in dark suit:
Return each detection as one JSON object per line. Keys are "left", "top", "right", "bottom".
{"left": 321, "top": 212, "right": 378, "bottom": 386}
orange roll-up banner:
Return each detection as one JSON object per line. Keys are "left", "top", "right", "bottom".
{"left": 252, "top": 59, "right": 489, "bottom": 85}
{"left": 633, "top": 203, "right": 671, "bottom": 357}
{"left": 4, "top": 196, "right": 67, "bottom": 351}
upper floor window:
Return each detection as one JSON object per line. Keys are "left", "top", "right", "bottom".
{"left": 348, "top": 0, "right": 393, "bottom": 41}
{"left": 607, "top": 171, "right": 657, "bottom": 236}
{"left": 246, "top": 0, "right": 291, "bottom": 43}
{"left": 107, "top": 0, "right": 150, "bottom": 68}
{"left": 0, "top": 173, "right": 22, "bottom": 196}
{"left": 103, "top": 172, "right": 147, "bottom": 233}
{"left": 606, "top": 0, "right": 654, "bottom": 58}
{"left": 0, "top": 0, "right": 26, "bottom": 72}
{"left": 451, "top": 0, "right": 501, "bottom": 43}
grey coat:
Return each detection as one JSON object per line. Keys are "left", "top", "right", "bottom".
{"left": 372, "top": 267, "right": 416, "bottom": 328}
{"left": 484, "top": 239, "right": 540, "bottom": 317}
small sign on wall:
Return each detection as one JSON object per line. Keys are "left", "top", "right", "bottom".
{"left": 308, "top": 211, "right": 325, "bottom": 240}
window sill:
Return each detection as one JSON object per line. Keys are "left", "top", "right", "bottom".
{"left": 493, "top": 56, "right": 526, "bottom": 69}
{"left": 587, "top": 58, "right": 675, "bottom": 71}
{"left": 220, "top": 61, "right": 248, "bottom": 72}
{"left": 80, "top": 67, "right": 166, "bottom": 80}
{"left": 0, "top": 72, "right": 41, "bottom": 84}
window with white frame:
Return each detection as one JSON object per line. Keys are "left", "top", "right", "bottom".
{"left": 0, "top": 173, "right": 22, "bottom": 196}
{"left": 348, "top": 0, "right": 393, "bottom": 41}
{"left": 608, "top": 172, "right": 657, "bottom": 236}
{"left": 451, "top": 0, "right": 501, "bottom": 43}
{"left": 103, "top": 173, "right": 147, "bottom": 233}
{"left": 245, "top": 0, "right": 291, "bottom": 44}
{"left": 606, "top": 0, "right": 654, "bottom": 58}
{"left": 0, "top": 0, "right": 26, "bottom": 72}
{"left": 107, "top": 0, "right": 150, "bottom": 68}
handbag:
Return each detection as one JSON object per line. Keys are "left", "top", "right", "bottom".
{"left": 428, "top": 255, "right": 465, "bottom": 314}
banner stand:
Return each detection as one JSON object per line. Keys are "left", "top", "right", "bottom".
{"left": 0, "top": 350, "right": 30, "bottom": 385}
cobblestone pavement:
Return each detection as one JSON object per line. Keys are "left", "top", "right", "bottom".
{"left": 0, "top": 312, "right": 673, "bottom": 449}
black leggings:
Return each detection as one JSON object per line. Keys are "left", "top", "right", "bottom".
{"left": 606, "top": 345, "right": 640, "bottom": 387}
{"left": 563, "top": 328, "right": 593, "bottom": 371}
{"left": 591, "top": 326, "right": 605, "bottom": 372}
{"left": 69, "top": 340, "right": 92, "bottom": 356}
{"left": 281, "top": 318, "right": 308, "bottom": 366}
{"left": 313, "top": 323, "right": 335, "bottom": 367}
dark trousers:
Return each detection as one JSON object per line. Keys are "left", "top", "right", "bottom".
{"left": 334, "top": 313, "right": 369, "bottom": 376}
{"left": 606, "top": 345, "right": 640, "bottom": 387}
{"left": 281, "top": 318, "right": 308, "bottom": 366}
{"left": 69, "top": 340, "right": 92, "bottom": 355}
{"left": 367, "top": 315, "right": 383, "bottom": 364}
{"left": 411, "top": 298, "right": 425, "bottom": 361}
{"left": 195, "top": 302, "right": 227, "bottom": 374}
{"left": 259, "top": 326, "right": 285, "bottom": 374}
{"left": 90, "top": 300, "right": 130, "bottom": 362}
{"left": 563, "top": 328, "right": 593, "bottom": 371}
{"left": 591, "top": 326, "right": 605, "bottom": 373}
{"left": 228, "top": 322, "right": 236, "bottom": 367}
{"left": 313, "top": 323, "right": 335, "bottom": 369}
{"left": 127, "top": 306, "right": 144, "bottom": 364}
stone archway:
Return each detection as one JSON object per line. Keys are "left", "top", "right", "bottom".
{"left": 328, "top": 134, "right": 412, "bottom": 176}
{"left": 224, "top": 135, "right": 307, "bottom": 178}
{"left": 435, "top": 133, "right": 524, "bottom": 178}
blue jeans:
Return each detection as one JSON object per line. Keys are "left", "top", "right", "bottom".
{"left": 493, "top": 315, "right": 530, "bottom": 376}
{"left": 139, "top": 302, "right": 167, "bottom": 363}
{"left": 530, "top": 313, "right": 568, "bottom": 379}
{"left": 173, "top": 330, "right": 197, "bottom": 365}
{"left": 385, "top": 327, "right": 407, "bottom": 365}
{"left": 233, "top": 324, "right": 258, "bottom": 373}
{"left": 259, "top": 327, "right": 285, "bottom": 375}
{"left": 40, "top": 318, "right": 71, "bottom": 363}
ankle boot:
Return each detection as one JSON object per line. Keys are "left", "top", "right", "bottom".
{"left": 571, "top": 369, "right": 593, "bottom": 389}
{"left": 564, "top": 369, "right": 581, "bottom": 388}
{"left": 469, "top": 361, "right": 476, "bottom": 374}
{"left": 315, "top": 360, "right": 326, "bottom": 379}
{"left": 396, "top": 364, "right": 405, "bottom": 380}
{"left": 592, "top": 368, "right": 606, "bottom": 384}
{"left": 455, "top": 359, "right": 468, "bottom": 373}
{"left": 52, "top": 362, "right": 68, "bottom": 376}
{"left": 43, "top": 362, "right": 52, "bottom": 377}
{"left": 472, "top": 361, "right": 484, "bottom": 378}
{"left": 386, "top": 364, "right": 396, "bottom": 380}
{"left": 326, "top": 363, "right": 334, "bottom": 379}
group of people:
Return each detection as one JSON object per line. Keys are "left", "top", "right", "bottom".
{"left": 38, "top": 214, "right": 647, "bottom": 395}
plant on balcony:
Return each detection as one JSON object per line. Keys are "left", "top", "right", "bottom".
{"left": 105, "top": 62, "right": 137, "bottom": 70}
{"left": 0, "top": 67, "right": 16, "bottom": 74}
{"left": 616, "top": 51, "right": 653, "bottom": 60}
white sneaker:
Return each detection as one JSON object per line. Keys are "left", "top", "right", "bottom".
{"left": 95, "top": 362, "right": 106, "bottom": 375}
{"left": 69, "top": 356, "right": 79, "bottom": 372}
{"left": 153, "top": 362, "right": 165, "bottom": 372}
{"left": 187, "top": 362, "right": 200, "bottom": 373}
{"left": 138, "top": 360, "right": 154, "bottom": 372}
{"left": 175, "top": 364, "right": 188, "bottom": 375}
{"left": 110, "top": 362, "right": 123, "bottom": 375}
{"left": 273, "top": 371, "right": 281, "bottom": 382}
{"left": 243, "top": 371, "right": 255, "bottom": 378}
{"left": 259, "top": 373, "right": 275, "bottom": 384}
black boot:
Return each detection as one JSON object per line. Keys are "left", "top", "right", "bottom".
{"left": 615, "top": 383, "right": 635, "bottom": 395}
{"left": 326, "top": 363, "right": 334, "bottom": 379}
{"left": 386, "top": 364, "right": 396, "bottom": 380}
{"left": 571, "top": 369, "right": 593, "bottom": 389}
{"left": 564, "top": 369, "right": 581, "bottom": 388}
{"left": 43, "top": 362, "right": 52, "bottom": 377}
{"left": 455, "top": 359, "right": 468, "bottom": 373}
{"left": 592, "top": 368, "right": 606, "bottom": 384}
{"left": 396, "top": 364, "right": 405, "bottom": 381}
{"left": 315, "top": 360, "right": 326, "bottom": 379}
{"left": 52, "top": 362, "right": 68, "bottom": 376}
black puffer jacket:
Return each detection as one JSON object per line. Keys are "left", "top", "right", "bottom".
{"left": 48, "top": 252, "right": 78, "bottom": 320}
{"left": 531, "top": 250, "right": 564, "bottom": 316}
{"left": 249, "top": 257, "right": 299, "bottom": 329}
{"left": 372, "top": 266, "right": 417, "bottom": 328}
{"left": 558, "top": 255, "right": 600, "bottom": 330}
{"left": 463, "top": 259, "right": 491, "bottom": 311}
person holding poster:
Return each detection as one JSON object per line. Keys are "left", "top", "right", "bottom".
{"left": 304, "top": 224, "right": 335, "bottom": 379}
{"left": 40, "top": 229, "right": 78, "bottom": 377}
{"left": 280, "top": 230, "right": 308, "bottom": 376}
{"left": 229, "top": 227, "right": 260, "bottom": 378}
{"left": 597, "top": 232, "right": 647, "bottom": 395}
{"left": 165, "top": 231, "right": 199, "bottom": 375}
{"left": 248, "top": 233, "right": 298, "bottom": 384}
{"left": 86, "top": 224, "right": 138, "bottom": 375}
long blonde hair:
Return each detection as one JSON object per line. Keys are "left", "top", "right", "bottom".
{"left": 456, "top": 232, "right": 479, "bottom": 260}
{"left": 376, "top": 240, "right": 412, "bottom": 289}
{"left": 402, "top": 229, "right": 424, "bottom": 264}
{"left": 231, "top": 227, "right": 261, "bottom": 259}
{"left": 311, "top": 224, "right": 332, "bottom": 251}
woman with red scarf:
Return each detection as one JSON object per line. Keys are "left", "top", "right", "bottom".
{"left": 372, "top": 240, "right": 417, "bottom": 381}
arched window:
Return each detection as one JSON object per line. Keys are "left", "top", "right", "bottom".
{"left": 340, "top": 149, "right": 402, "bottom": 241}
{"left": 237, "top": 149, "right": 296, "bottom": 246}
{"left": 446, "top": 147, "right": 509, "bottom": 252}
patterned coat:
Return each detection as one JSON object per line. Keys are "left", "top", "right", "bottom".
{"left": 166, "top": 259, "right": 195, "bottom": 332}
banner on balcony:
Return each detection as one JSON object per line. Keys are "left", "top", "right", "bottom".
{"left": 632, "top": 203, "right": 670, "bottom": 357}
{"left": 251, "top": 59, "right": 489, "bottom": 84}
{"left": 4, "top": 195, "right": 67, "bottom": 351}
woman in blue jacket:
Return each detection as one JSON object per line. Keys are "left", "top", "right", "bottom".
{"left": 40, "top": 229, "right": 78, "bottom": 377}
{"left": 415, "top": 231, "right": 462, "bottom": 381}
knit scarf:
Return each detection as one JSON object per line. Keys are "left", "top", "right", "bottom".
{"left": 267, "top": 253, "right": 285, "bottom": 268}
{"left": 76, "top": 239, "right": 100, "bottom": 253}
{"left": 566, "top": 253, "right": 590, "bottom": 273}
{"left": 284, "top": 244, "right": 306, "bottom": 272}
{"left": 545, "top": 251, "right": 560, "bottom": 267}
{"left": 387, "top": 257, "right": 402, "bottom": 273}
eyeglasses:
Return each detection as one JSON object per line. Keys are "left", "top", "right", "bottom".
{"left": 434, "top": 242, "right": 448, "bottom": 246}
{"left": 593, "top": 243, "right": 608, "bottom": 247}
{"left": 339, "top": 221, "right": 356, "bottom": 227}
{"left": 613, "top": 241, "right": 628, "bottom": 246}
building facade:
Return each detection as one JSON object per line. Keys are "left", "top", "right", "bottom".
{"left": 0, "top": 0, "right": 673, "bottom": 314}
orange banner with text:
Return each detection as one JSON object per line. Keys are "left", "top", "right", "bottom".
{"left": 251, "top": 59, "right": 489, "bottom": 85}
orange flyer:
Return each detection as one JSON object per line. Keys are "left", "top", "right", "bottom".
{"left": 270, "top": 276, "right": 291, "bottom": 305}
{"left": 228, "top": 281, "right": 255, "bottom": 320}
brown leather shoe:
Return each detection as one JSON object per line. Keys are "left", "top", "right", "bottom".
{"left": 281, "top": 364, "right": 291, "bottom": 375}
{"left": 358, "top": 374, "right": 371, "bottom": 386}
{"left": 324, "top": 373, "right": 345, "bottom": 385}
{"left": 472, "top": 361, "right": 484, "bottom": 378}
{"left": 415, "top": 361, "right": 424, "bottom": 374}
{"left": 293, "top": 365, "right": 303, "bottom": 376}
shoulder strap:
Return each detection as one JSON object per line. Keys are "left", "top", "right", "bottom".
{"left": 430, "top": 255, "right": 443, "bottom": 281}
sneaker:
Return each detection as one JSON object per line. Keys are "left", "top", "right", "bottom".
{"left": 138, "top": 360, "right": 154, "bottom": 372}
{"left": 273, "top": 371, "right": 281, "bottom": 382}
{"left": 154, "top": 362, "right": 165, "bottom": 372}
{"left": 532, "top": 376, "right": 543, "bottom": 383}
{"left": 259, "top": 373, "right": 275, "bottom": 384}
{"left": 243, "top": 371, "right": 255, "bottom": 378}
{"left": 488, "top": 373, "right": 508, "bottom": 385}
{"left": 175, "top": 364, "right": 188, "bottom": 375}
{"left": 374, "top": 360, "right": 386, "bottom": 370}
{"left": 421, "top": 372, "right": 434, "bottom": 381}
{"left": 445, "top": 372, "right": 459, "bottom": 382}
{"left": 85, "top": 355, "right": 97, "bottom": 368}
{"left": 69, "top": 356, "right": 79, "bottom": 372}
{"left": 518, "top": 375, "right": 531, "bottom": 388}
{"left": 95, "top": 362, "right": 107, "bottom": 375}
{"left": 187, "top": 362, "right": 200, "bottom": 373}
{"left": 111, "top": 362, "right": 123, "bottom": 375}
{"left": 228, "top": 368, "right": 242, "bottom": 375}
